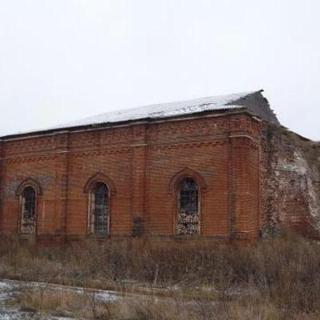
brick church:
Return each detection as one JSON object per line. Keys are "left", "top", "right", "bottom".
{"left": 0, "top": 90, "right": 319, "bottom": 243}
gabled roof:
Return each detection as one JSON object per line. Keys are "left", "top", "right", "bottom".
{"left": 62, "top": 90, "right": 256, "bottom": 128}
{"left": 1, "top": 89, "right": 280, "bottom": 139}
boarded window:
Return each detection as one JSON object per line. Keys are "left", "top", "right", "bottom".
{"left": 176, "top": 178, "right": 200, "bottom": 235}
{"left": 91, "top": 183, "right": 109, "bottom": 237}
{"left": 21, "top": 187, "right": 36, "bottom": 234}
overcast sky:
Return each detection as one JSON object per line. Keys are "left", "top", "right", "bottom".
{"left": 0, "top": 0, "right": 319, "bottom": 140}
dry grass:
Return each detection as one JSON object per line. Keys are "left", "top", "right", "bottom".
{"left": 13, "top": 289, "right": 320, "bottom": 320}
{"left": 16, "top": 287, "right": 110, "bottom": 319}
{"left": 2, "top": 233, "right": 320, "bottom": 319}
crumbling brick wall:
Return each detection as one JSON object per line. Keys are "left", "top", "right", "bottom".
{"left": 261, "top": 125, "right": 320, "bottom": 237}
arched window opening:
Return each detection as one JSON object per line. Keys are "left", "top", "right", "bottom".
{"left": 90, "top": 182, "right": 109, "bottom": 237}
{"left": 177, "top": 178, "right": 200, "bottom": 236}
{"left": 21, "top": 186, "right": 36, "bottom": 234}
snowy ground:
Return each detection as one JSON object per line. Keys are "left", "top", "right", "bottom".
{"left": 0, "top": 279, "right": 119, "bottom": 320}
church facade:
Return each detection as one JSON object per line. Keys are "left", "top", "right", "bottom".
{"left": 1, "top": 90, "right": 318, "bottom": 243}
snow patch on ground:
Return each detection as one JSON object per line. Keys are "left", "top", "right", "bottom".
{"left": 0, "top": 279, "right": 119, "bottom": 320}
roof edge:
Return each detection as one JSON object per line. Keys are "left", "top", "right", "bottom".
{"left": 0, "top": 107, "right": 248, "bottom": 141}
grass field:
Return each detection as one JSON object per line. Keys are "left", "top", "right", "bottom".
{"left": 1, "top": 233, "right": 320, "bottom": 319}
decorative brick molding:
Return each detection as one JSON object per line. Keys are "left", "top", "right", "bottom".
{"left": 84, "top": 172, "right": 117, "bottom": 196}
{"left": 5, "top": 155, "right": 57, "bottom": 164}
{"left": 16, "top": 178, "right": 43, "bottom": 197}
{"left": 169, "top": 167, "right": 208, "bottom": 193}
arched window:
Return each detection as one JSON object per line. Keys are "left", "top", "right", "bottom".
{"left": 177, "top": 178, "right": 200, "bottom": 235}
{"left": 89, "top": 182, "right": 109, "bottom": 237}
{"left": 21, "top": 186, "right": 37, "bottom": 234}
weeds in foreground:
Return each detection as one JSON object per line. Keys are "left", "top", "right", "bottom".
{"left": 14, "top": 288, "right": 320, "bottom": 320}
{"left": 1, "top": 233, "right": 320, "bottom": 319}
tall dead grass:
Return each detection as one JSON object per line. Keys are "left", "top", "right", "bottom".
{"left": 1, "top": 233, "right": 320, "bottom": 318}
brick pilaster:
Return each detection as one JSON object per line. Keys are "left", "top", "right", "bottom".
{"left": 229, "top": 135, "right": 260, "bottom": 240}
{"left": 228, "top": 135, "right": 236, "bottom": 239}
{"left": 54, "top": 132, "right": 70, "bottom": 242}
{"left": 131, "top": 125, "right": 147, "bottom": 236}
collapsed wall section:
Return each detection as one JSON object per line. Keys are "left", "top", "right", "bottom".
{"left": 262, "top": 125, "right": 320, "bottom": 237}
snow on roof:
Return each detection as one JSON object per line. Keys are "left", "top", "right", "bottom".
{"left": 59, "top": 90, "right": 256, "bottom": 129}
{"left": 2, "top": 90, "right": 261, "bottom": 138}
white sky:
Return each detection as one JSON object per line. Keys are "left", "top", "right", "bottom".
{"left": 0, "top": 0, "right": 319, "bottom": 140}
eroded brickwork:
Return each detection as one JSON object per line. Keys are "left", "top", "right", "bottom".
{"left": 261, "top": 125, "right": 320, "bottom": 237}
{"left": 0, "top": 113, "right": 263, "bottom": 242}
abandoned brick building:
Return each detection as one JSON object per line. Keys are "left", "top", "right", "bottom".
{"left": 0, "top": 90, "right": 319, "bottom": 243}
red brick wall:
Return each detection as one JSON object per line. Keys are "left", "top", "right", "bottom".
{"left": 0, "top": 113, "right": 263, "bottom": 241}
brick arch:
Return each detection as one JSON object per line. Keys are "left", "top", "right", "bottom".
{"left": 84, "top": 172, "right": 117, "bottom": 196}
{"left": 169, "top": 167, "right": 208, "bottom": 193}
{"left": 16, "top": 178, "right": 43, "bottom": 197}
